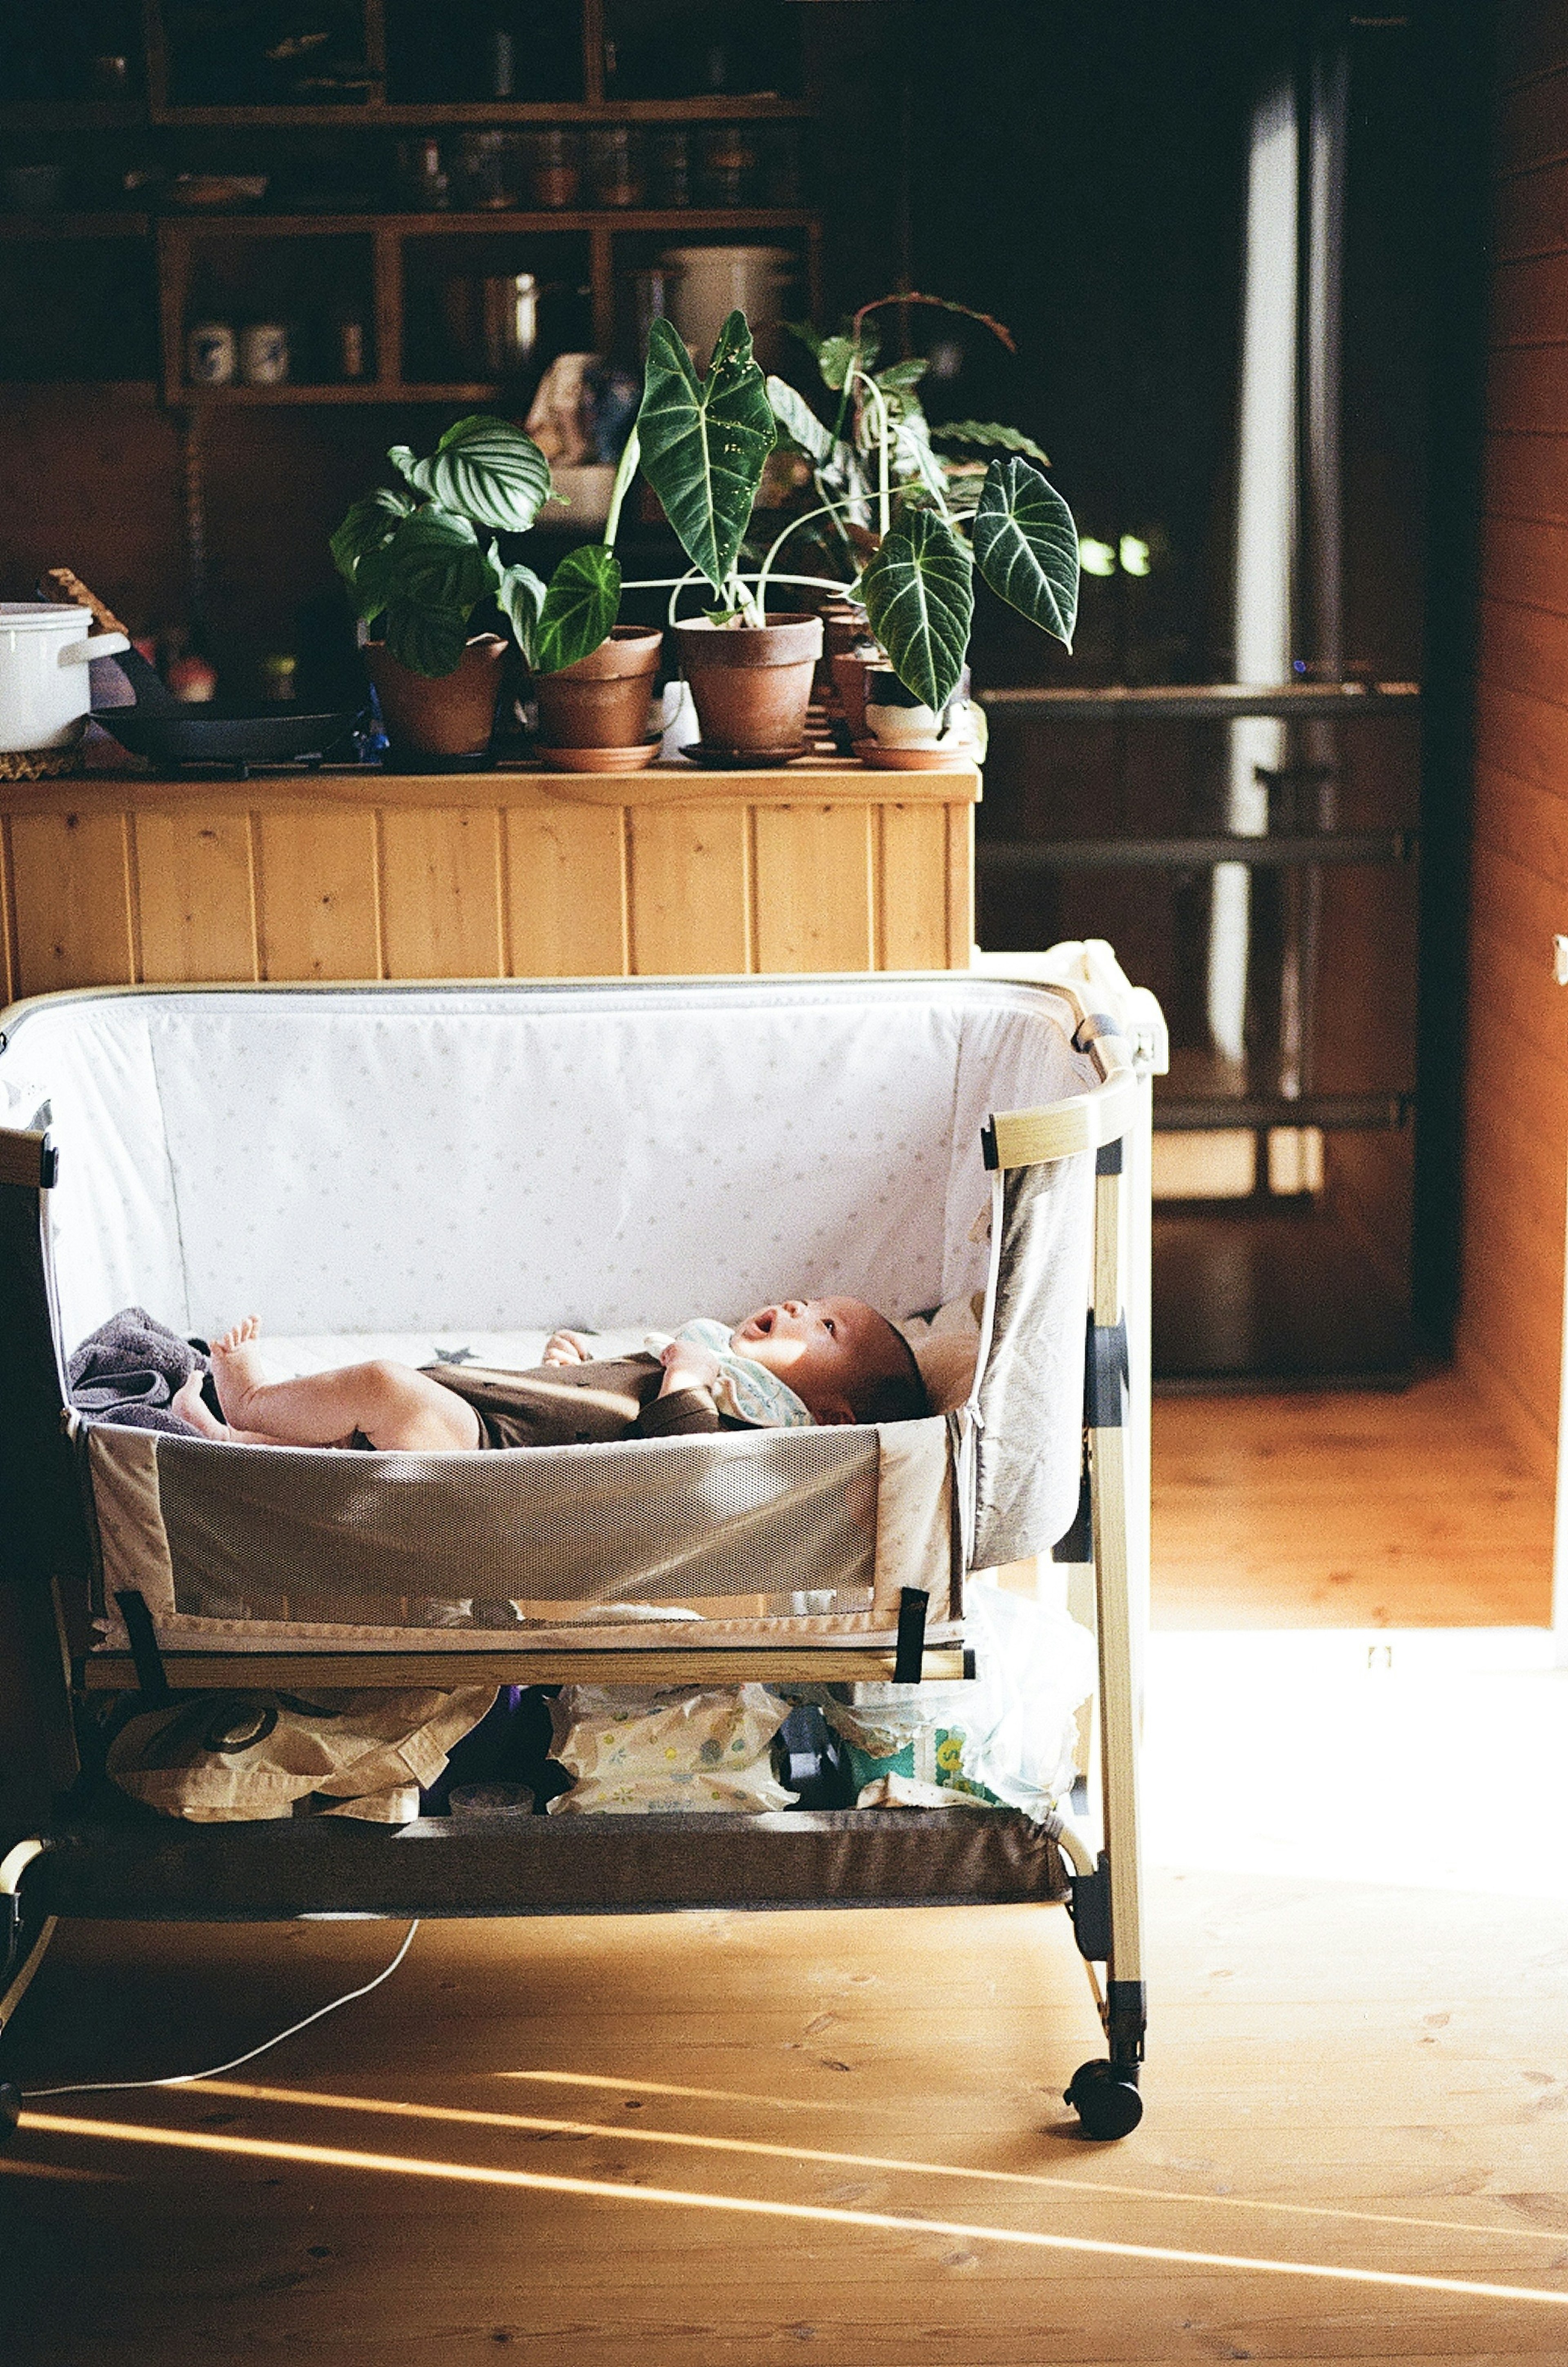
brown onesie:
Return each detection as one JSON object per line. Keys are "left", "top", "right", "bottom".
{"left": 419, "top": 1351, "right": 745, "bottom": 1451}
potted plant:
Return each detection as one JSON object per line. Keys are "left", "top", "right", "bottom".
{"left": 331, "top": 415, "right": 555, "bottom": 759}
{"left": 332, "top": 415, "right": 658, "bottom": 766}
{"left": 500, "top": 431, "right": 664, "bottom": 771}
{"left": 761, "top": 292, "right": 1081, "bottom": 757}
{"left": 633, "top": 311, "right": 822, "bottom": 758}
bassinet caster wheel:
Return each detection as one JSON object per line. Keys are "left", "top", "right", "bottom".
{"left": 1065, "top": 2057, "right": 1143, "bottom": 2139}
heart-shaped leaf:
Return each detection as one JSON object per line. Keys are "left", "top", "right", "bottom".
{"left": 394, "top": 415, "right": 553, "bottom": 532}
{"left": 387, "top": 503, "right": 496, "bottom": 613}
{"left": 330, "top": 487, "right": 412, "bottom": 588}
{"left": 381, "top": 603, "right": 472, "bottom": 679}
{"left": 532, "top": 544, "right": 623, "bottom": 674}
{"left": 972, "top": 455, "right": 1078, "bottom": 649}
{"left": 636, "top": 312, "right": 776, "bottom": 594}
{"left": 877, "top": 357, "right": 929, "bottom": 394}
{"left": 861, "top": 506, "right": 973, "bottom": 710}
{"left": 496, "top": 562, "right": 547, "bottom": 663}
{"left": 930, "top": 419, "right": 1052, "bottom": 467}
{"left": 767, "top": 374, "right": 834, "bottom": 464}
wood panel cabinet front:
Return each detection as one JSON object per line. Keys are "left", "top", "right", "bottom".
{"left": 0, "top": 763, "right": 978, "bottom": 1005}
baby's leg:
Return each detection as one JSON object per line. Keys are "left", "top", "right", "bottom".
{"left": 209, "top": 1319, "right": 482, "bottom": 1451}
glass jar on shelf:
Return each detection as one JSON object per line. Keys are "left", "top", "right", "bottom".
{"left": 397, "top": 138, "right": 451, "bottom": 211}
{"left": 649, "top": 129, "right": 692, "bottom": 210}
{"left": 588, "top": 125, "right": 645, "bottom": 210}
{"left": 530, "top": 128, "right": 582, "bottom": 210}
{"left": 697, "top": 126, "right": 760, "bottom": 210}
{"left": 456, "top": 129, "right": 523, "bottom": 211}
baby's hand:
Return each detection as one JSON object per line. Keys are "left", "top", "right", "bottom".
{"left": 658, "top": 1339, "right": 722, "bottom": 1397}
{"left": 543, "top": 1331, "right": 591, "bottom": 1366}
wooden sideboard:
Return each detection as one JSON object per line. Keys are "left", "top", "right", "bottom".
{"left": 0, "top": 758, "right": 979, "bottom": 999}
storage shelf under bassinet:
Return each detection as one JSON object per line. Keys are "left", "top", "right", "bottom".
{"left": 23, "top": 1807, "right": 1067, "bottom": 1921}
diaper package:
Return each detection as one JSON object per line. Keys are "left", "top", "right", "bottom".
{"left": 548, "top": 1683, "right": 797, "bottom": 1814}
{"left": 817, "top": 1583, "right": 1096, "bottom": 1817}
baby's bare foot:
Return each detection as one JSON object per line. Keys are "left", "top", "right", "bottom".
{"left": 210, "top": 1316, "right": 268, "bottom": 1428}
{"left": 171, "top": 1370, "right": 227, "bottom": 1438}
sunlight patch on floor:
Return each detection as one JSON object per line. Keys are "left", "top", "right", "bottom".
{"left": 1142, "top": 1628, "right": 1568, "bottom": 1899}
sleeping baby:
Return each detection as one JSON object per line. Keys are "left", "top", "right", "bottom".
{"left": 170, "top": 1297, "right": 929, "bottom": 1453}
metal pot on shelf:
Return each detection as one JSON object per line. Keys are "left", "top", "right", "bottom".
{"left": 660, "top": 246, "right": 797, "bottom": 370}
{"left": 0, "top": 602, "right": 128, "bottom": 764}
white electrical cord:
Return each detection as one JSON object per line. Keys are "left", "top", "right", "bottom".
{"left": 24, "top": 1919, "right": 419, "bottom": 2101}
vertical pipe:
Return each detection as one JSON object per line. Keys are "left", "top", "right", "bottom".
{"left": 1209, "top": 75, "right": 1298, "bottom": 1085}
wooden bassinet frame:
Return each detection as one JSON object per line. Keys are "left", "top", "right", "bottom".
{"left": 0, "top": 943, "right": 1164, "bottom": 2143}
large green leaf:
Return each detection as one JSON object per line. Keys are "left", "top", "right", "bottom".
{"left": 766, "top": 374, "right": 833, "bottom": 464}
{"left": 532, "top": 544, "right": 624, "bottom": 674}
{"left": 930, "top": 419, "right": 1051, "bottom": 466}
{"left": 380, "top": 603, "right": 472, "bottom": 679}
{"left": 374, "top": 503, "right": 495, "bottom": 618}
{"left": 496, "top": 562, "right": 547, "bottom": 662}
{"left": 390, "top": 415, "right": 553, "bottom": 532}
{"left": 972, "top": 455, "right": 1078, "bottom": 649}
{"left": 636, "top": 313, "right": 776, "bottom": 595}
{"left": 330, "top": 486, "right": 412, "bottom": 588}
{"left": 861, "top": 507, "right": 973, "bottom": 710}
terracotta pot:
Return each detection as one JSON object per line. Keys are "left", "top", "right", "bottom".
{"left": 674, "top": 612, "right": 824, "bottom": 754}
{"left": 831, "top": 642, "right": 883, "bottom": 740}
{"left": 815, "top": 595, "right": 870, "bottom": 692}
{"left": 365, "top": 634, "right": 507, "bottom": 757}
{"left": 532, "top": 625, "right": 663, "bottom": 751}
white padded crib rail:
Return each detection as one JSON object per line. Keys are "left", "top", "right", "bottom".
{"left": 7, "top": 978, "right": 1098, "bottom": 1348}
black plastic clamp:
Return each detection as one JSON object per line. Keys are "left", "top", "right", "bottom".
{"left": 1084, "top": 1313, "right": 1128, "bottom": 1431}
{"left": 892, "top": 1586, "right": 929, "bottom": 1683}
{"left": 115, "top": 1589, "right": 172, "bottom": 1706}
{"left": 1067, "top": 1850, "right": 1113, "bottom": 1963}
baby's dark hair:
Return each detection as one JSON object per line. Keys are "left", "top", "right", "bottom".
{"left": 853, "top": 1315, "right": 931, "bottom": 1426}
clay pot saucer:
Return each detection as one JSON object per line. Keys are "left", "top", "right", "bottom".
{"left": 678, "top": 739, "right": 811, "bottom": 768}
{"left": 537, "top": 736, "right": 662, "bottom": 773}
{"left": 853, "top": 738, "right": 976, "bottom": 771}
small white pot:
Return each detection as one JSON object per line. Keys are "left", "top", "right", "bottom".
{"left": 0, "top": 604, "right": 130, "bottom": 755}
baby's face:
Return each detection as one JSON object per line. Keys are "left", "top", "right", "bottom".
{"left": 730, "top": 1297, "right": 900, "bottom": 1424}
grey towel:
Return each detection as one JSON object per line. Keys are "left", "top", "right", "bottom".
{"left": 68, "top": 1306, "right": 208, "bottom": 1435}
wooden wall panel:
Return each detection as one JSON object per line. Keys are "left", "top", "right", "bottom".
{"left": 255, "top": 809, "right": 380, "bottom": 981}
{"left": 505, "top": 805, "right": 628, "bottom": 978}
{"left": 379, "top": 808, "right": 503, "bottom": 980}
{"left": 1461, "top": 3, "right": 1568, "bottom": 1477}
{"left": 9, "top": 809, "right": 136, "bottom": 993}
{"left": 627, "top": 805, "right": 750, "bottom": 974}
{"left": 134, "top": 810, "right": 257, "bottom": 983}
{"left": 1492, "top": 246, "right": 1568, "bottom": 343}
{"left": 0, "top": 819, "right": 17, "bottom": 1006}
{"left": 1484, "top": 425, "right": 1568, "bottom": 521}
{"left": 880, "top": 804, "right": 949, "bottom": 969}
{"left": 752, "top": 805, "right": 874, "bottom": 972}
{"left": 1494, "top": 154, "right": 1568, "bottom": 260}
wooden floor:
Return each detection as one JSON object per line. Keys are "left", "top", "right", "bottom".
{"left": 1152, "top": 1372, "right": 1556, "bottom": 1628}
{"left": 5, "top": 1371, "right": 1566, "bottom": 2361}
{"left": 8, "top": 1877, "right": 1568, "bottom": 2365}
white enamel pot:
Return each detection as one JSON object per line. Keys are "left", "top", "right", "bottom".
{"left": 0, "top": 603, "right": 130, "bottom": 755}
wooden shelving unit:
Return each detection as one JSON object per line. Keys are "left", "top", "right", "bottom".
{"left": 2, "top": 0, "right": 824, "bottom": 406}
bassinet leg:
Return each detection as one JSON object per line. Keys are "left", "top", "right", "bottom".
{"left": 0, "top": 1839, "right": 54, "bottom": 2142}
{"left": 1062, "top": 1135, "right": 1147, "bottom": 2140}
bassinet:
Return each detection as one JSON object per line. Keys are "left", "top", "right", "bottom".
{"left": 0, "top": 944, "right": 1164, "bottom": 2141}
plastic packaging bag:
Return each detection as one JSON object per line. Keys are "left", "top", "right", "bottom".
{"left": 819, "top": 1582, "right": 1095, "bottom": 1818}
{"left": 548, "top": 1684, "right": 797, "bottom": 1814}
{"left": 106, "top": 1686, "right": 497, "bottom": 1823}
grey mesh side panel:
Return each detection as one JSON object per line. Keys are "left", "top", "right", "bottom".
{"left": 156, "top": 1428, "right": 880, "bottom": 1627}
{"left": 970, "top": 1152, "right": 1094, "bottom": 1567}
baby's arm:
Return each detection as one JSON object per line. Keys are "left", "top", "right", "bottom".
{"left": 657, "top": 1338, "right": 722, "bottom": 1399}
